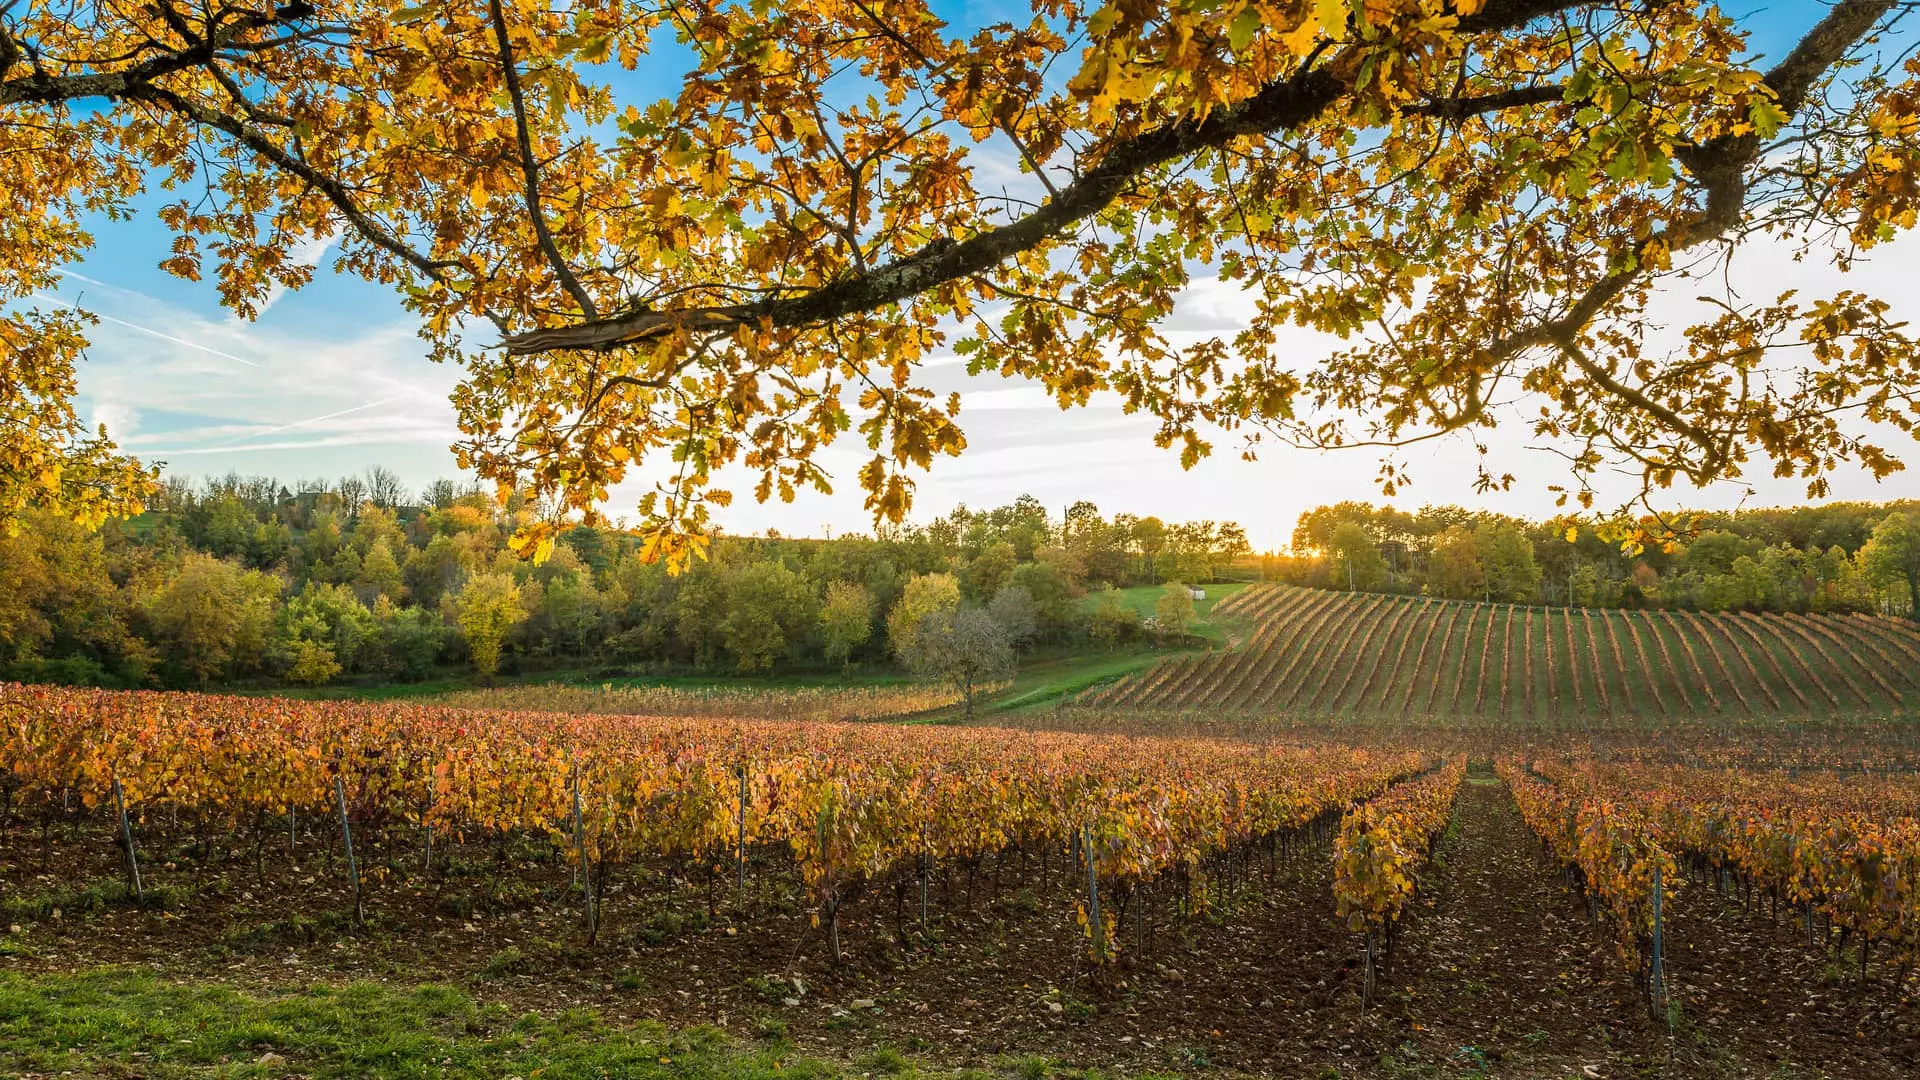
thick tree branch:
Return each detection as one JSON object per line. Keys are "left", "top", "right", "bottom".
{"left": 503, "top": 0, "right": 1595, "bottom": 355}
{"left": 0, "top": 13, "right": 20, "bottom": 82}
{"left": 0, "top": 4, "right": 281, "bottom": 106}
{"left": 1498, "top": 0, "right": 1894, "bottom": 363}
{"left": 1455, "top": 0, "right": 1895, "bottom": 482}
{"left": 1407, "top": 82, "right": 1568, "bottom": 119}
{"left": 487, "top": 0, "right": 597, "bottom": 320}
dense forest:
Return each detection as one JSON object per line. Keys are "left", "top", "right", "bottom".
{"left": 1275, "top": 501, "right": 1920, "bottom": 617}
{"left": 0, "top": 470, "right": 1252, "bottom": 690}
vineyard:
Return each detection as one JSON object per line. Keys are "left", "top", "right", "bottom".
{"left": 1082, "top": 583, "right": 1920, "bottom": 722}
{"left": 431, "top": 680, "right": 979, "bottom": 723}
{"left": 5, "top": 682, "right": 1920, "bottom": 1076}
{"left": 1503, "top": 753, "right": 1920, "bottom": 1011}
{"left": 0, "top": 683, "right": 1441, "bottom": 966}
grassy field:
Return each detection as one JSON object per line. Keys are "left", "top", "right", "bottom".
{"left": 1082, "top": 583, "right": 1920, "bottom": 722}
{"left": 939, "top": 583, "right": 1252, "bottom": 719}
{"left": 0, "top": 969, "right": 965, "bottom": 1080}
{"left": 1084, "top": 582, "right": 1249, "bottom": 643}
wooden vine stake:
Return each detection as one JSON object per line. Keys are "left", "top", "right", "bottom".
{"left": 1082, "top": 824, "right": 1105, "bottom": 963}
{"left": 734, "top": 767, "right": 748, "bottom": 901}
{"left": 333, "top": 774, "right": 363, "bottom": 925}
{"left": 572, "top": 764, "right": 594, "bottom": 936}
{"left": 1362, "top": 932, "right": 1378, "bottom": 1012}
{"left": 1649, "top": 864, "right": 1669, "bottom": 1026}
{"left": 111, "top": 774, "right": 143, "bottom": 904}
{"left": 421, "top": 783, "right": 434, "bottom": 873}
{"left": 918, "top": 847, "right": 930, "bottom": 931}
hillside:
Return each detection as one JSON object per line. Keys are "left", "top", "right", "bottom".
{"left": 1082, "top": 583, "right": 1920, "bottom": 721}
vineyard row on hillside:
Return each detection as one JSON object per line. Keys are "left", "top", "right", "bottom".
{"left": 1092, "top": 585, "right": 1920, "bottom": 720}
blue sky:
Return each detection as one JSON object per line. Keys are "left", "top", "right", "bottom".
{"left": 48, "top": 3, "right": 1920, "bottom": 549}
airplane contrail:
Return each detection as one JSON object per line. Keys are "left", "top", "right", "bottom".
{"left": 29, "top": 291, "right": 263, "bottom": 368}
{"left": 213, "top": 397, "right": 404, "bottom": 444}
{"left": 138, "top": 397, "right": 410, "bottom": 455}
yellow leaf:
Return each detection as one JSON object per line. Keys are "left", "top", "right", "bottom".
{"left": 1317, "top": 0, "right": 1347, "bottom": 37}
{"left": 1282, "top": 16, "right": 1320, "bottom": 55}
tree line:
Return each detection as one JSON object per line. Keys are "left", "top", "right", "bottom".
{"left": 0, "top": 471, "right": 1251, "bottom": 692}
{"left": 1277, "top": 501, "right": 1920, "bottom": 618}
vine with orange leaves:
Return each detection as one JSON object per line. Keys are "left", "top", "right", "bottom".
{"left": 1498, "top": 758, "right": 1675, "bottom": 1012}
{"left": 0, "top": 682, "right": 1429, "bottom": 966}
{"left": 1526, "top": 757, "right": 1920, "bottom": 988}
{"left": 1332, "top": 757, "right": 1465, "bottom": 1007}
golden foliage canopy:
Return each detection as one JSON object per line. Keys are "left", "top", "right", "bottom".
{"left": 6, "top": 0, "right": 1920, "bottom": 559}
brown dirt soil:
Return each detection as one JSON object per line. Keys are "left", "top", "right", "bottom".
{"left": 1, "top": 775, "right": 1914, "bottom": 1078}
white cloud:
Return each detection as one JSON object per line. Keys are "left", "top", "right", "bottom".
{"left": 959, "top": 386, "right": 1056, "bottom": 411}
{"left": 90, "top": 401, "right": 138, "bottom": 440}
{"left": 254, "top": 233, "right": 339, "bottom": 317}
{"left": 51, "top": 273, "right": 463, "bottom": 491}
{"left": 1168, "top": 274, "right": 1263, "bottom": 332}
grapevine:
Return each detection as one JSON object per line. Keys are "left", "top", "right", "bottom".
{"left": 1332, "top": 759, "right": 1465, "bottom": 1006}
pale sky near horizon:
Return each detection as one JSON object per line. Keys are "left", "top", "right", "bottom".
{"left": 45, "top": 5, "right": 1920, "bottom": 551}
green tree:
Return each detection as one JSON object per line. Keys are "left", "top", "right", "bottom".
{"left": 987, "top": 584, "right": 1040, "bottom": 649}
{"left": 1087, "top": 588, "right": 1143, "bottom": 649}
{"left": 355, "top": 538, "right": 406, "bottom": 604}
{"left": 718, "top": 561, "right": 817, "bottom": 673}
{"left": 819, "top": 581, "right": 874, "bottom": 668}
{"left": 1154, "top": 582, "right": 1195, "bottom": 636}
{"left": 350, "top": 503, "right": 407, "bottom": 556}
{"left": 1682, "top": 530, "right": 1756, "bottom": 576}
{"left": 1007, "top": 560, "right": 1079, "bottom": 641}
{"left": 285, "top": 640, "right": 342, "bottom": 685}
{"left": 368, "top": 596, "right": 449, "bottom": 681}
{"left": 1426, "top": 526, "right": 1485, "bottom": 601}
{"left": 900, "top": 607, "right": 1014, "bottom": 720}
{"left": 1329, "top": 522, "right": 1388, "bottom": 591}
{"left": 1730, "top": 554, "right": 1778, "bottom": 611}
{"left": 142, "top": 552, "right": 282, "bottom": 687}
{"left": 301, "top": 514, "right": 344, "bottom": 575}
{"left": 670, "top": 568, "right": 729, "bottom": 669}
{"left": 1214, "top": 523, "right": 1252, "bottom": 573}
{"left": 405, "top": 535, "right": 469, "bottom": 610}
{"left": 887, "top": 572, "right": 962, "bottom": 660}
{"left": 1567, "top": 563, "right": 1602, "bottom": 608}
{"left": 1475, "top": 524, "right": 1541, "bottom": 603}
{"left": 963, "top": 541, "right": 1017, "bottom": 602}
{"left": 539, "top": 567, "right": 607, "bottom": 658}
{"left": 0, "top": 509, "right": 144, "bottom": 678}
{"left": 281, "top": 581, "right": 376, "bottom": 674}
{"left": 1132, "top": 517, "right": 1168, "bottom": 582}
{"left": 454, "top": 571, "right": 525, "bottom": 683}
{"left": 249, "top": 519, "right": 292, "bottom": 568}
{"left": 201, "top": 495, "right": 256, "bottom": 561}
{"left": 1860, "top": 512, "right": 1920, "bottom": 618}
